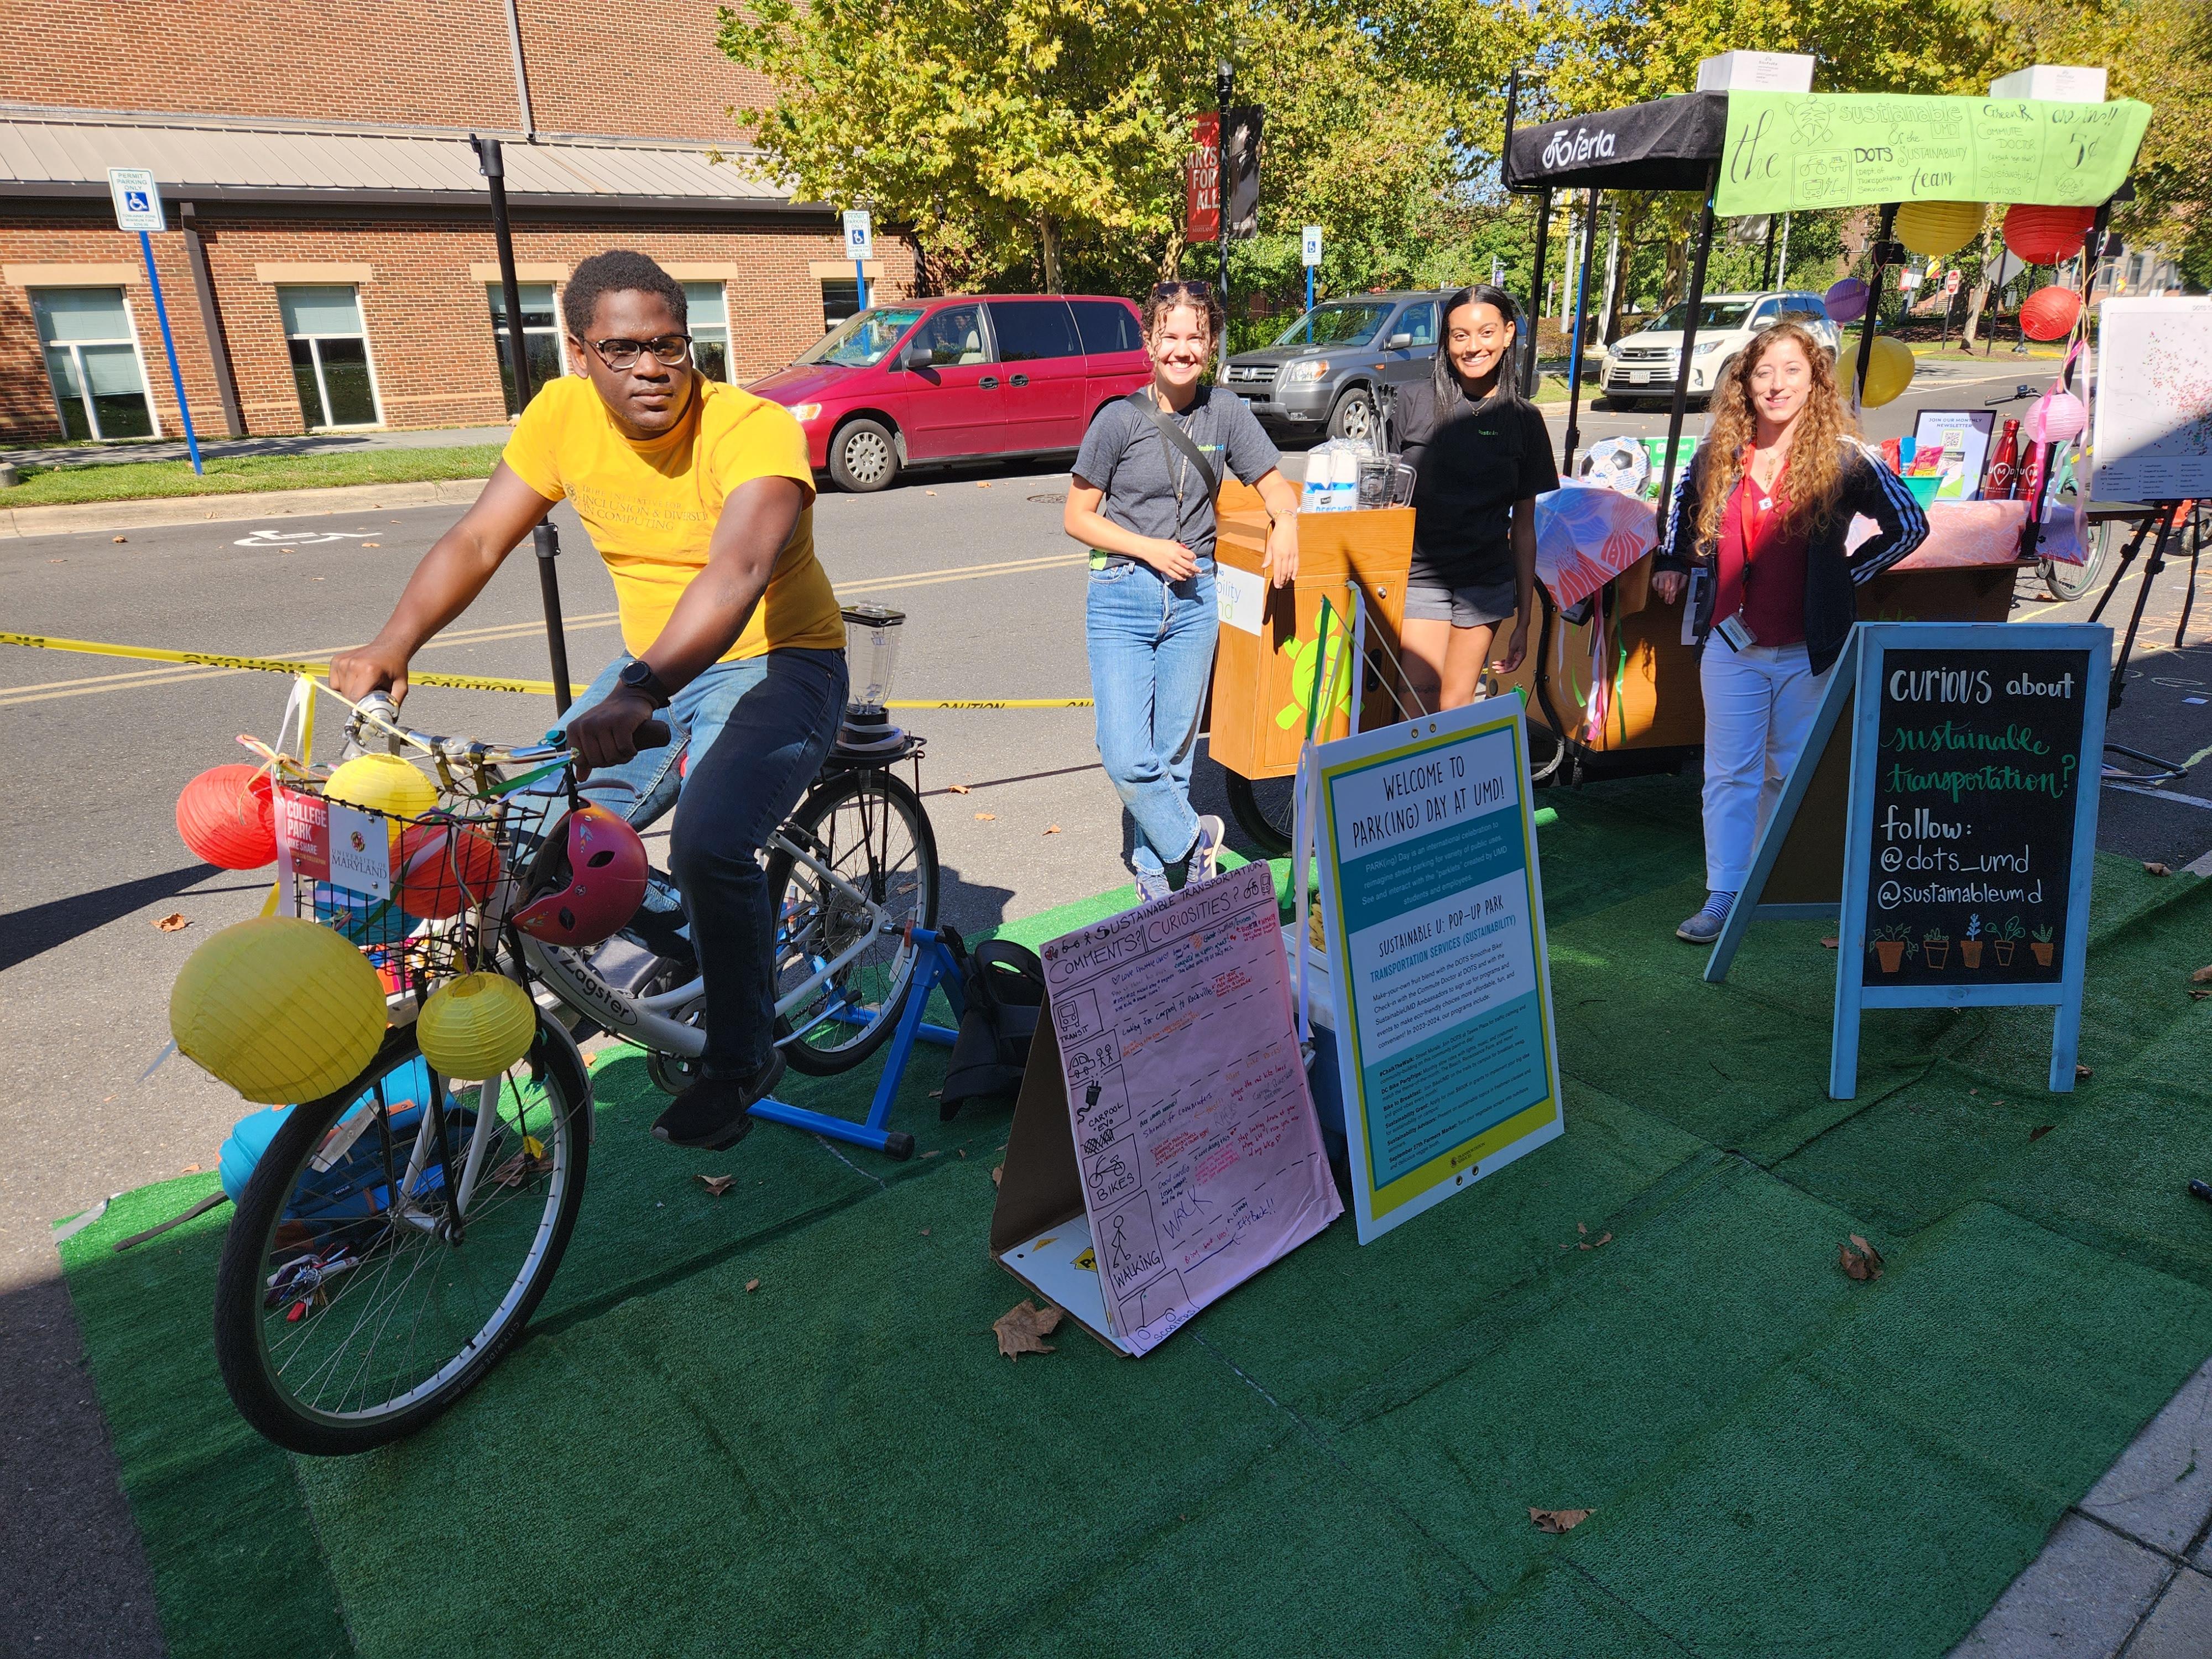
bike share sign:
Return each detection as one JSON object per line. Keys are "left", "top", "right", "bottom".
{"left": 275, "top": 789, "right": 392, "bottom": 901}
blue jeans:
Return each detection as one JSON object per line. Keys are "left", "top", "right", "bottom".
{"left": 549, "top": 647, "right": 847, "bottom": 1077}
{"left": 1086, "top": 558, "right": 1218, "bottom": 879}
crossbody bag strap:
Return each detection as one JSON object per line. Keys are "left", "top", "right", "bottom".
{"left": 1125, "top": 389, "right": 1222, "bottom": 503}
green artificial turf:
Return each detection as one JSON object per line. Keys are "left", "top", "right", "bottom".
{"left": 55, "top": 776, "right": 2212, "bottom": 1658}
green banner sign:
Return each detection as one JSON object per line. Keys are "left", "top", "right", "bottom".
{"left": 1717, "top": 92, "right": 2152, "bottom": 217}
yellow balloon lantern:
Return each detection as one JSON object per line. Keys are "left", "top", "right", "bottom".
{"left": 1860, "top": 336, "right": 1917, "bottom": 409}
{"left": 324, "top": 752, "right": 437, "bottom": 838}
{"left": 416, "top": 973, "right": 537, "bottom": 1079}
{"left": 170, "top": 918, "right": 388, "bottom": 1104}
{"left": 1895, "top": 200, "right": 1985, "bottom": 260}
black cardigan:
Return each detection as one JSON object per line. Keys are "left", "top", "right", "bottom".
{"left": 1657, "top": 437, "right": 1929, "bottom": 677}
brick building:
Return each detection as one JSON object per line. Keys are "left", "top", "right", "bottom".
{"left": 0, "top": 0, "right": 914, "bottom": 441}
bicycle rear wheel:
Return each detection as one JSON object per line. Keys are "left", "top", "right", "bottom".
{"left": 766, "top": 766, "right": 939, "bottom": 1075}
{"left": 213, "top": 1017, "right": 590, "bottom": 1455}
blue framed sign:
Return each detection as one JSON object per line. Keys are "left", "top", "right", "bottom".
{"left": 1311, "top": 696, "right": 1564, "bottom": 1243}
{"left": 1707, "top": 622, "right": 2109, "bottom": 1098}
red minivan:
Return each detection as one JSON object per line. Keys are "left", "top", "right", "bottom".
{"left": 748, "top": 294, "right": 1150, "bottom": 492}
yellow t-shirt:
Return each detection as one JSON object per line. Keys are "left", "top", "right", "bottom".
{"left": 502, "top": 375, "right": 845, "bottom": 663}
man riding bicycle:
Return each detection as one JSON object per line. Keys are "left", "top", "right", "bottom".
{"left": 332, "top": 250, "right": 848, "bottom": 1152}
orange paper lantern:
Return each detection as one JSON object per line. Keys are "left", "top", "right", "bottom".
{"left": 177, "top": 764, "right": 278, "bottom": 869}
{"left": 2003, "top": 204, "right": 2096, "bottom": 265}
{"left": 2020, "top": 284, "right": 2084, "bottom": 342}
{"left": 393, "top": 821, "right": 505, "bottom": 920}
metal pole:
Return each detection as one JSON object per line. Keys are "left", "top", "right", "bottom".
{"left": 1524, "top": 187, "right": 1552, "bottom": 394}
{"left": 1216, "top": 61, "right": 1233, "bottom": 374}
{"left": 1761, "top": 214, "right": 1777, "bottom": 289}
{"left": 2021, "top": 200, "right": 2114, "bottom": 565}
{"left": 855, "top": 258, "right": 868, "bottom": 311}
{"left": 138, "top": 228, "right": 203, "bottom": 474}
{"left": 1776, "top": 213, "right": 1791, "bottom": 285}
{"left": 473, "top": 133, "right": 573, "bottom": 713}
{"left": 1562, "top": 188, "right": 1600, "bottom": 475}
{"left": 1850, "top": 203, "right": 1898, "bottom": 410}
{"left": 1653, "top": 166, "right": 1718, "bottom": 555}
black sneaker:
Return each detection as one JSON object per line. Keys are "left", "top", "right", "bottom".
{"left": 651, "top": 1051, "right": 786, "bottom": 1150}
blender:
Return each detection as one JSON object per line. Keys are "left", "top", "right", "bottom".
{"left": 837, "top": 603, "right": 909, "bottom": 754}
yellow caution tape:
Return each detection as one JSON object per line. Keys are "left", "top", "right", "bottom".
{"left": 0, "top": 630, "right": 1093, "bottom": 708}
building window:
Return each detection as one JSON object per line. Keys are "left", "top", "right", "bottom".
{"left": 685, "top": 281, "right": 731, "bottom": 381}
{"left": 821, "top": 278, "right": 860, "bottom": 332}
{"left": 280, "top": 285, "right": 381, "bottom": 429}
{"left": 487, "top": 283, "right": 567, "bottom": 415}
{"left": 32, "top": 288, "right": 155, "bottom": 441}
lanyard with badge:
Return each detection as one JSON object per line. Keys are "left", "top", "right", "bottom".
{"left": 1714, "top": 450, "right": 1780, "bottom": 653}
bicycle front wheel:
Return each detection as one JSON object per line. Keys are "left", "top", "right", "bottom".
{"left": 213, "top": 1017, "right": 591, "bottom": 1455}
{"left": 766, "top": 766, "right": 940, "bottom": 1075}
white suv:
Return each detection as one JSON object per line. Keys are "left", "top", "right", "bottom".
{"left": 1600, "top": 291, "right": 1839, "bottom": 410}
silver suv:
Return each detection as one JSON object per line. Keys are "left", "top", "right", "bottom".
{"left": 1222, "top": 290, "right": 1448, "bottom": 445}
{"left": 1600, "top": 291, "right": 1839, "bottom": 410}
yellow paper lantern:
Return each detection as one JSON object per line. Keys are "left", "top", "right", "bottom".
{"left": 324, "top": 752, "right": 437, "bottom": 838}
{"left": 170, "top": 918, "right": 388, "bottom": 1104}
{"left": 1895, "top": 200, "right": 1985, "bottom": 260}
{"left": 1860, "top": 336, "right": 1917, "bottom": 408}
{"left": 416, "top": 973, "right": 537, "bottom": 1079}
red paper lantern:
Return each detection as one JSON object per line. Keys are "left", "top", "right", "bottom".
{"left": 176, "top": 764, "right": 277, "bottom": 870}
{"left": 2020, "top": 284, "right": 2084, "bottom": 342}
{"left": 2003, "top": 204, "right": 2096, "bottom": 265}
{"left": 393, "top": 821, "right": 504, "bottom": 920}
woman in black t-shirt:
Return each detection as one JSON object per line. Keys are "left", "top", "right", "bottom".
{"left": 1394, "top": 285, "right": 1557, "bottom": 711}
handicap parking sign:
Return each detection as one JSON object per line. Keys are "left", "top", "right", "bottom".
{"left": 107, "top": 167, "right": 165, "bottom": 232}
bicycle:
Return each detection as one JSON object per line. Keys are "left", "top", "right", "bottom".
{"left": 213, "top": 692, "right": 939, "bottom": 1455}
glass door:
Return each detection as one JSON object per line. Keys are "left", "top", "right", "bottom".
{"left": 280, "top": 286, "right": 382, "bottom": 428}
{"left": 32, "top": 288, "right": 156, "bottom": 441}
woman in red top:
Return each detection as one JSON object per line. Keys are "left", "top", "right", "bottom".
{"left": 1652, "top": 323, "right": 1927, "bottom": 943}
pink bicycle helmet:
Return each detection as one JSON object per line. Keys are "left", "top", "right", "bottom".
{"left": 513, "top": 806, "right": 648, "bottom": 947}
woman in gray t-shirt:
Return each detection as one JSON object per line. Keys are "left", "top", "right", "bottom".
{"left": 1063, "top": 281, "right": 1300, "bottom": 902}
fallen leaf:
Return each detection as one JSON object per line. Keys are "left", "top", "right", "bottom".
{"left": 994, "top": 1298, "right": 1063, "bottom": 1359}
{"left": 48, "top": 557, "right": 64, "bottom": 563}
{"left": 991, "top": 1164, "right": 1004, "bottom": 1187}
{"left": 922, "top": 1150, "right": 941, "bottom": 1158}
{"left": 957, "top": 1148, "right": 967, "bottom": 1158}
{"left": 2146, "top": 862, "right": 2172, "bottom": 877}
{"left": 1043, "top": 824, "right": 1062, "bottom": 835}
{"left": 2191, "top": 965, "right": 2212, "bottom": 985}
{"left": 2029, "top": 1124, "right": 2056, "bottom": 1141}
{"left": 975, "top": 811, "right": 996, "bottom": 821}
{"left": 1530, "top": 1508, "right": 1592, "bottom": 1533}
{"left": 948, "top": 784, "right": 972, "bottom": 794}
{"left": 154, "top": 912, "right": 190, "bottom": 932}
{"left": 182, "top": 1164, "right": 201, "bottom": 1173}
{"left": 920, "top": 1228, "right": 931, "bottom": 1236}
{"left": 1839, "top": 1234, "right": 1885, "bottom": 1281}
{"left": 1576, "top": 1221, "right": 1587, "bottom": 1235}
{"left": 2193, "top": 989, "right": 2212, "bottom": 1002}
{"left": 1578, "top": 1232, "right": 1613, "bottom": 1250}
{"left": 2075, "top": 1063, "right": 2094, "bottom": 1080}
{"left": 695, "top": 1174, "right": 737, "bottom": 1198}
{"left": 490, "top": 1151, "right": 553, "bottom": 1188}
{"left": 925, "top": 489, "right": 938, "bottom": 496}
{"left": 927, "top": 1088, "right": 943, "bottom": 1098}
{"left": 977, "top": 481, "right": 993, "bottom": 489}
{"left": 745, "top": 1278, "right": 760, "bottom": 1292}
{"left": 1820, "top": 937, "right": 1839, "bottom": 949}
{"left": 113, "top": 535, "right": 127, "bottom": 543}
{"left": 362, "top": 541, "right": 380, "bottom": 548}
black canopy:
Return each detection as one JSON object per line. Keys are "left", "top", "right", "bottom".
{"left": 1504, "top": 92, "right": 1727, "bottom": 194}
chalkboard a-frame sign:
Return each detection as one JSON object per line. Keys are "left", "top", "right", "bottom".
{"left": 1705, "top": 622, "right": 2110, "bottom": 1099}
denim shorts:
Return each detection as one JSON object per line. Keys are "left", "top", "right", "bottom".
{"left": 1402, "top": 575, "right": 1517, "bottom": 628}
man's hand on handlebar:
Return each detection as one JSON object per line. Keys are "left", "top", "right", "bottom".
{"left": 331, "top": 639, "right": 413, "bottom": 707}
{"left": 564, "top": 686, "right": 669, "bottom": 776}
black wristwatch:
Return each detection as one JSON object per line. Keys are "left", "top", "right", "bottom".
{"left": 617, "top": 658, "right": 674, "bottom": 708}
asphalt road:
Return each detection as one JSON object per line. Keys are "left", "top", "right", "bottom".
{"left": 3, "top": 367, "right": 2208, "bottom": 1656}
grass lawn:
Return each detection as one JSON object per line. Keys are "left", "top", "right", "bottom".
{"left": 0, "top": 446, "right": 503, "bottom": 508}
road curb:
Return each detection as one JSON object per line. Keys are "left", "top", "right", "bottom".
{"left": 0, "top": 477, "right": 490, "bottom": 539}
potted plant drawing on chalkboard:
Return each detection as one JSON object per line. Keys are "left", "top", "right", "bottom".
{"left": 1993, "top": 915, "right": 2023, "bottom": 968}
{"left": 1871, "top": 924, "right": 1915, "bottom": 974}
{"left": 2031, "top": 924, "right": 2057, "bottom": 967}
{"left": 1922, "top": 926, "right": 1952, "bottom": 970}
{"left": 1961, "top": 914, "right": 1985, "bottom": 970}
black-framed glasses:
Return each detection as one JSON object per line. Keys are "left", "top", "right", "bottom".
{"left": 586, "top": 334, "right": 693, "bottom": 369}
{"left": 1150, "top": 280, "right": 1212, "bottom": 299}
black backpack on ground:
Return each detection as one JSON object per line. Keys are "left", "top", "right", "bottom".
{"left": 938, "top": 936, "right": 1047, "bottom": 1119}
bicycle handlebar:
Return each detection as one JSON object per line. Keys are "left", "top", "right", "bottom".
{"left": 348, "top": 691, "right": 671, "bottom": 766}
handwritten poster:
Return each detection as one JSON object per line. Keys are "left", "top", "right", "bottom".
{"left": 2090, "top": 298, "right": 2212, "bottom": 502}
{"left": 1718, "top": 92, "right": 2151, "bottom": 217}
{"left": 1039, "top": 861, "right": 1340, "bottom": 1354}
{"left": 1313, "top": 697, "right": 1564, "bottom": 1243}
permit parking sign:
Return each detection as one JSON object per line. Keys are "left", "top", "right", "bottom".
{"left": 842, "top": 210, "right": 874, "bottom": 260}
{"left": 108, "top": 168, "right": 165, "bottom": 232}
